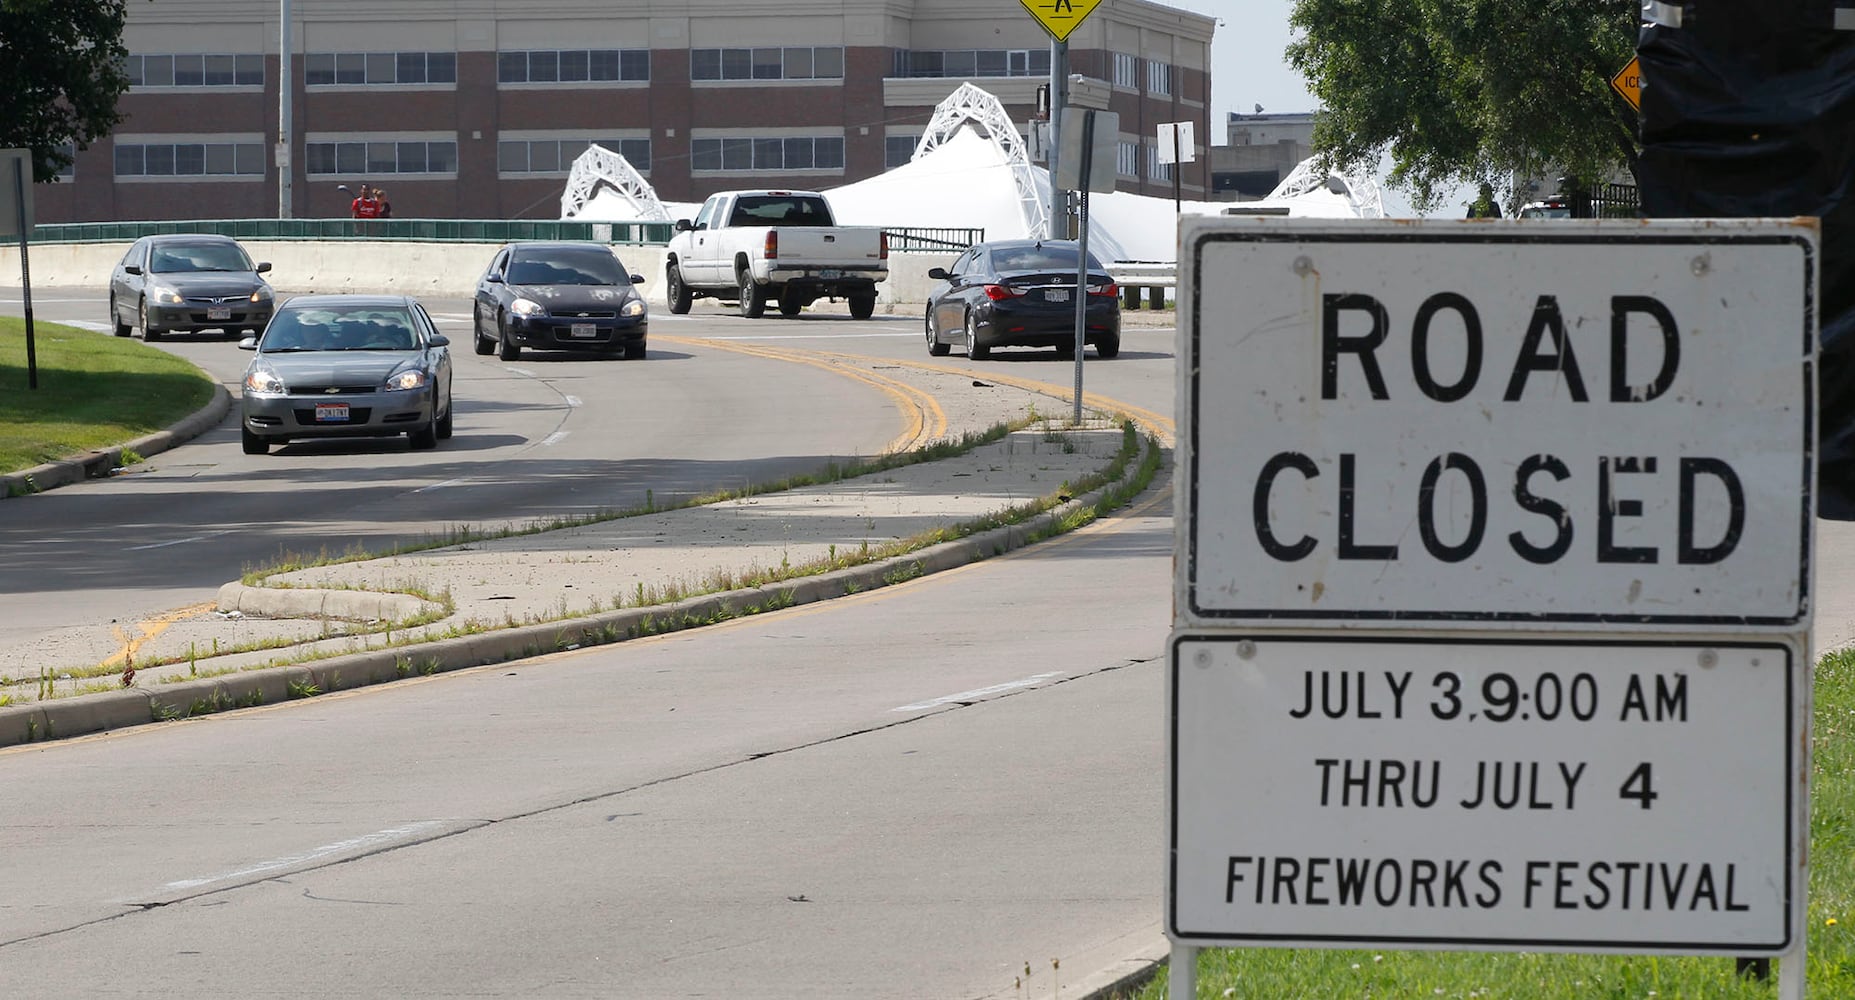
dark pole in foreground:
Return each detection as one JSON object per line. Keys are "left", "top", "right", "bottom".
{"left": 15, "top": 158, "right": 36, "bottom": 390}
{"left": 1072, "top": 110, "right": 1094, "bottom": 424}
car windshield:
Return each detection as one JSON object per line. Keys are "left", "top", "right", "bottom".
{"left": 505, "top": 250, "right": 629, "bottom": 286}
{"left": 990, "top": 245, "right": 1102, "bottom": 273}
{"left": 260, "top": 307, "right": 419, "bottom": 352}
{"left": 149, "top": 243, "right": 254, "bottom": 273}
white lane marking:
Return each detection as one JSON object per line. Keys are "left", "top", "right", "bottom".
{"left": 508, "top": 366, "right": 535, "bottom": 377}
{"left": 62, "top": 320, "right": 112, "bottom": 332}
{"left": 163, "top": 821, "right": 445, "bottom": 890}
{"left": 541, "top": 431, "right": 570, "bottom": 446}
{"left": 563, "top": 395, "right": 582, "bottom": 408}
{"left": 427, "top": 312, "right": 474, "bottom": 322}
{"left": 0, "top": 297, "right": 105, "bottom": 305}
{"left": 695, "top": 332, "right": 918, "bottom": 342}
{"left": 127, "top": 529, "right": 237, "bottom": 551}
{"left": 411, "top": 477, "right": 467, "bottom": 494}
{"left": 891, "top": 672, "right": 1065, "bottom": 713}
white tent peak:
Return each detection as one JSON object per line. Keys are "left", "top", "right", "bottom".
{"left": 913, "top": 82, "right": 1050, "bottom": 239}
{"left": 561, "top": 144, "right": 672, "bottom": 222}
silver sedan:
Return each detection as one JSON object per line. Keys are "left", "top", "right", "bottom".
{"left": 237, "top": 295, "right": 454, "bottom": 455}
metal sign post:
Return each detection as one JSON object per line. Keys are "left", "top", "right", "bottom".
{"left": 1170, "top": 217, "right": 1816, "bottom": 997}
{"left": 0, "top": 149, "right": 38, "bottom": 390}
{"left": 1055, "top": 108, "right": 1117, "bottom": 423}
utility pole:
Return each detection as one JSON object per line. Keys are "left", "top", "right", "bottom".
{"left": 279, "top": 0, "right": 293, "bottom": 218}
{"left": 1047, "top": 40, "right": 1067, "bottom": 239}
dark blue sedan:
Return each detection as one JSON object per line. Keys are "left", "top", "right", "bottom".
{"left": 473, "top": 241, "right": 649, "bottom": 360}
{"left": 924, "top": 239, "right": 1120, "bottom": 360}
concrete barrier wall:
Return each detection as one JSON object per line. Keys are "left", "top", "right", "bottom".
{"left": 0, "top": 241, "right": 963, "bottom": 314}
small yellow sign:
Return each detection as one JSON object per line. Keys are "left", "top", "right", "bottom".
{"left": 1610, "top": 55, "right": 1643, "bottom": 111}
{"left": 1019, "top": 0, "right": 1105, "bottom": 43}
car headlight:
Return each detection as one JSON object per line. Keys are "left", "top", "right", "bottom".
{"left": 249, "top": 287, "right": 273, "bottom": 303}
{"left": 384, "top": 368, "right": 431, "bottom": 391}
{"left": 148, "top": 284, "right": 183, "bottom": 305}
{"left": 244, "top": 368, "right": 285, "bottom": 395}
{"left": 510, "top": 298, "right": 546, "bottom": 317}
{"left": 621, "top": 297, "right": 647, "bottom": 318}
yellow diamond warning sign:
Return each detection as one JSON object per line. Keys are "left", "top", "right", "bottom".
{"left": 1611, "top": 55, "right": 1642, "bottom": 111}
{"left": 1020, "top": 0, "right": 1105, "bottom": 43}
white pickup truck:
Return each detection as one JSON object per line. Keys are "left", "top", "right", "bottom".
{"left": 663, "top": 190, "right": 888, "bottom": 319}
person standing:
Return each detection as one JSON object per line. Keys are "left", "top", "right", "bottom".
{"left": 375, "top": 188, "right": 393, "bottom": 218}
{"left": 352, "top": 185, "right": 382, "bottom": 219}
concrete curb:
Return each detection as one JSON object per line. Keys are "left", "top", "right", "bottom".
{"left": 215, "top": 581, "right": 442, "bottom": 622}
{"left": 1, "top": 383, "right": 231, "bottom": 500}
{"left": 0, "top": 434, "right": 1160, "bottom": 748}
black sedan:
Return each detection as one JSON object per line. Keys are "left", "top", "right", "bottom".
{"left": 237, "top": 295, "right": 454, "bottom": 455}
{"left": 473, "top": 241, "right": 649, "bottom": 360}
{"left": 924, "top": 239, "right": 1120, "bottom": 360}
{"left": 108, "top": 233, "right": 274, "bottom": 341}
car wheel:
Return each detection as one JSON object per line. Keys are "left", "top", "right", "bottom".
{"left": 409, "top": 423, "right": 438, "bottom": 450}
{"left": 965, "top": 311, "right": 989, "bottom": 360}
{"left": 1094, "top": 332, "right": 1121, "bottom": 359}
{"left": 848, "top": 294, "right": 876, "bottom": 321}
{"left": 777, "top": 296, "right": 803, "bottom": 317}
{"left": 738, "top": 271, "right": 766, "bottom": 318}
{"left": 624, "top": 340, "right": 646, "bottom": 360}
{"left": 110, "top": 296, "right": 131, "bottom": 337}
{"left": 926, "top": 308, "right": 950, "bottom": 357}
{"left": 473, "top": 315, "right": 494, "bottom": 355}
{"left": 667, "top": 263, "right": 693, "bottom": 314}
{"left": 1055, "top": 341, "right": 1076, "bottom": 360}
{"left": 435, "top": 395, "right": 454, "bottom": 440}
{"left": 240, "top": 425, "right": 268, "bottom": 455}
{"left": 139, "top": 298, "right": 162, "bottom": 342}
{"left": 496, "top": 311, "right": 521, "bottom": 361}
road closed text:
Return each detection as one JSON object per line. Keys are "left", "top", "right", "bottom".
{"left": 1250, "top": 292, "right": 1745, "bottom": 567}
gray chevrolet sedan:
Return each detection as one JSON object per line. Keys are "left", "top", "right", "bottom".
{"left": 237, "top": 295, "right": 454, "bottom": 455}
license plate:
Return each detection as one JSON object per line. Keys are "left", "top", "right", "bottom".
{"left": 569, "top": 323, "right": 597, "bottom": 338}
{"left": 314, "top": 402, "right": 350, "bottom": 422}
{"left": 1045, "top": 288, "right": 1070, "bottom": 303}
{"left": 208, "top": 306, "right": 232, "bottom": 320}
{"left": 819, "top": 269, "right": 843, "bottom": 280}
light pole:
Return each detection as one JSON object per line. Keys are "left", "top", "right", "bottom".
{"left": 279, "top": 0, "right": 293, "bottom": 218}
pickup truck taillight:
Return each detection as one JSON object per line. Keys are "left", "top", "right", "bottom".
{"left": 763, "top": 231, "right": 778, "bottom": 260}
{"left": 879, "top": 232, "right": 889, "bottom": 260}
{"left": 983, "top": 284, "right": 1023, "bottom": 301}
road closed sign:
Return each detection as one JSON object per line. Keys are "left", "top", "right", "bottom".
{"left": 1176, "top": 219, "right": 1817, "bottom": 628}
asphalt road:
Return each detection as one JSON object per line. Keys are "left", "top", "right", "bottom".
{"left": 0, "top": 285, "right": 1185, "bottom": 997}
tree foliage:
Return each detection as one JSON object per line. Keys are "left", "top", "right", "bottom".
{"left": 1286, "top": 0, "right": 1640, "bottom": 212}
{"left": 0, "top": 0, "right": 134, "bottom": 182}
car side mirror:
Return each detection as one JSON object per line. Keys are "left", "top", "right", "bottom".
{"left": 675, "top": 219, "right": 693, "bottom": 232}
{"left": 428, "top": 334, "right": 450, "bottom": 348}
{"left": 238, "top": 337, "right": 258, "bottom": 350}
{"left": 124, "top": 264, "right": 142, "bottom": 276}
{"left": 255, "top": 262, "right": 271, "bottom": 273}
{"left": 629, "top": 274, "right": 645, "bottom": 284}
{"left": 485, "top": 273, "right": 504, "bottom": 284}
{"left": 927, "top": 267, "right": 950, "bottom": 280}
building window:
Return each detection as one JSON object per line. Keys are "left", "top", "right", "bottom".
{"left": 885, "top": 135, "right": 919, "bottom": 168}
{"left": 692, "top": 47, "right": 843, "bottom": 81}
{"left": 892, "top": 49, "right": 1050, "bottom": 78}
{"left": 305, "top": 52, "right": 457, "bottom": 86}
{"left": 1147, "top": 146, "right": 1173, "bottom": 182}
{"left": 497, "top": 49, "right": 649, "bottom": 84}
{"left": 690, "top": 135, "right": 845, "bottom": 172}
{"left": 114, "top": 140, "right": 264, "bottom": 177}
{"left": 1147, "top": 60, "right": 1173, "bottom": 97}
{"left": 127, "top": 53, "right": 264, "bottom": 87}
{"left": 305, "top": 138, "right": 458, "bottom": 175}
{"left": 1112, "top": 53, "right": 1137, "bottom": 89}
{"left": 1117, "top": 141, "right": 1138, "bottom": 178}
{"left": 499, "top": 138, "right": 652, "bottom": 174}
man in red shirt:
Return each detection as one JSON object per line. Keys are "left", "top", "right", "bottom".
{"left": 352, "top": 185, "right": 381, "bottom": 219}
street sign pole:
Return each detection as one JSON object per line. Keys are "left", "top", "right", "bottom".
{"left": 1172, "top": 125, "right": 1182, "bottom": 215}
{"left": 4, "top": 151, "right": 38, "bottom": 390}
{"left": 1072, "top": 110, "right": 1093, "bottom": 422}
{"left": 1049, "top": 40, "right": 1067, "bottom": 238}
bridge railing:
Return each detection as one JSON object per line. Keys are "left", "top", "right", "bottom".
{"left": 28, "top": 218, "right": 678, "bottom": 245}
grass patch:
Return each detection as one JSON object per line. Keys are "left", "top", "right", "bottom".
{"left": 1126, "top": 645, "right": 1855, "bottom": 1000}
{"left": 0, "top": 318, "right": 215, "bottom": 475}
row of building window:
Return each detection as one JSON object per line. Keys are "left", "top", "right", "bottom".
{"left": 304, "top": 141, "right": 460, "bottom": 176}
{"left": 1116, "top": 141, "right": 1173, "bottom": 181}
{"left": 115, "top": 142, "right": 266, "bottom": 177}
{"left": 498, "top": 49, "right": 649, "bottom": 84}
{"left": 890, "top": 49, "right": 1051, "bottom": 79}
{"left": 127, "top": 46, "right": 1181, "bottom": 89}
{"left": 499, "top": 138, "right": 651, "bottom": 174}
{"left": 690, "top": 136, "right": 844, "bottom": 172}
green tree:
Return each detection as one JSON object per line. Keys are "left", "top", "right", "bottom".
{"left": 1286, "top": 0, "right": 1640, "bottom": 212}
{"left": 0, "top": 0, "right": 135, "bottom": 182}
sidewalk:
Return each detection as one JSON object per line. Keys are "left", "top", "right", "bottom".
{"left": 0, "top": 420, "right": 1158, "bottom": 747}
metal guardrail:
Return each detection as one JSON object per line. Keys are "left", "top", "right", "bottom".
{"left": 28, "top": 218, "right": 677, "bottom": 245}
{"left": 880, "top": 227, "right": 984, "bottom": 253}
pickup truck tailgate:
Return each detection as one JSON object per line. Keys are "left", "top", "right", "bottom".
{"left": 768, "top": 227, "right": 885, "bottom": 268}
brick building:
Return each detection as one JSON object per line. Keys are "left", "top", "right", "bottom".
{"left": 36, "top": 0, "right": 1216, "bottom": 223}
